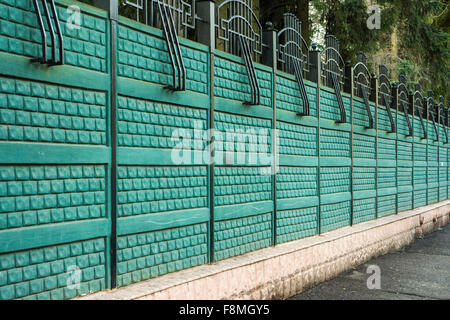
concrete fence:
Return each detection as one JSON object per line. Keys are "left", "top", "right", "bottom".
{"left": 0, "top": 0, "right": 448, "bottom": 300}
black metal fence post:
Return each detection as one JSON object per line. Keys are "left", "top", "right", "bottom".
{"left": 308, "top": 44, "right": 320, "bottom": 84}
{"left": 369, "top": 73, "right": 377, "bottom": 103}
{"left": 197, "top": 0, "right": 215, "bottom": 48}
{"left": 344, "top": 60, "right": 352, "bottom": 94}
{"left": 391, "top": 82, "right": 398, "bottom": 134}
{"left": 262, "top": 21, "right": 278, "bottom": 245}
{"left": 308, "top": 44, "right": 321, "bottom": 234}
{"left": 409, "top": 89, "right": 415, "bottom": 208}
{"left": 94, "top": 0, "right": 119, "bottom": 289}
{"left": 262, "top": 22, "right": 277, "bottom": 69}
{"left": 197, "top": 0, "right": 216, "bottom": 263}
{"left": 348, "top": 60, "right": 354, "bottom": 225}
{"left": 391, "top": 82, "right": 399, "bottom": 214}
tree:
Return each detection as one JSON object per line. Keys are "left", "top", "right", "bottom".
{"left": 260, "top": 0, "right": 311, "bottom": 42}
{"left": 294, "top": 0, "right": 448, "bottom": 97}
{"left": 393, "top": 0, "right": 449, "bottom": 97}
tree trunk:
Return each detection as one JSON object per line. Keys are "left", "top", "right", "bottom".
{"left": 297, "top": 0, "right": 310, "bottom": 43}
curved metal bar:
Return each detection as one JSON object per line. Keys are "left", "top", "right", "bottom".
{"left": 427, "top": 94, "right": 439, "bottom": 141}
{"left": 378, "top": 83, "right": 391, "bottom": 97}
{"left": 217, "top": 0, "right": 262, "bottom": 29}
{"left": 157, "top": 1, "right": 181, "bottom": 90}
{"left": 399, "top": 100, "right": 413, "bottom": 136}
{"left": 279, "top": 41, "right": 308, "bottom": 72}
{"left": 378, "top": 75, "right": 391, "bottom": 88}
{"left": 321, "top": 59, "right": 343, "bottom": 73}
{"left": 277, "top": 13, "right": 309, "bottom": 75}
{"left": 240, "top": 37, "right": 256, "bottom": 104}
{"left": 276, "top": 13, "right": 309, "bottom": 114}
{"left": 41, "top": 0, "right": 57, "bottom": 64}
{"left": 332, "top": 73, "right": 346, "bottom": 123}
{"left": 123, "top": 0, "right": 196, "bottom": 31}
{"left": 49, "top": 0, "right": 64, "bottom": 65}
{"left": 31, "top": 0, "right": 47, "bottom": 64}
{"left": 239, "top": 35, "right": 260, "bottom": 105}
{"left": 413, "top": 86, "right": 427, "bottom": 139}
{"left": 166, "top": 4, "right": 186, "bottom": 90}
{"left": 398, "top": 90, "right": 408, "bottom": 101}
{"left": 277, "top": 30, "right": 309, "bottom": 51}
{"left": 293, "top": 58, "right": 310, "bottom": 116}
{"left": 353, "top": 62, "right": 371, "bottom": 76}
{"left": 280, "top": 41, "right": 304, "bottom": 56}
{"left": 216, "top": 0, "right": 262, "bottom": 56}
{"left": 381, "top": 93, "right": 396, "bottom": 133}
{"left": 320, "top": 47, "right": 345, "bottom": 66}
{"left": 397, "top": 83, "right": 408, "bottom": 96}
{"left": 378, "top": 65, "right": 395, "bottom": 133}
{"left": 354, "top": 71, "right": 370, "bottom": 86}
{"left": 438, "top": 97, "right": 448, "bottom": 143}
{"left": 321, "top": 34, "right": 345, "bottom": 122}
{"left": 360, "top": 83, "right": 374, "bottom": 129}
{"left": 353, "top": 53, "right": 373, "bottom": 128}
{"left": 219, "top": 16, "right": 258, "bottom": 38}
{"left": 397, "top": 75, "right": 412, "bottom": 136}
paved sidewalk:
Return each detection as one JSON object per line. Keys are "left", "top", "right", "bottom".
{"left": 290, "top": 224, "right": 450, "bottom": 300}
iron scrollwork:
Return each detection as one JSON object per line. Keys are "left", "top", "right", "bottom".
{"left": 427, "top": 91, "right": 439, "bottom": 142}
{"left": 122, "top": 0, "right": 197, "bottom": 91}
{"left": 353, "top": 52, "right": 374, "bottom": 129}
{"left": 378, "top": 65, "right": 396, "bottom": 133}
{"left": 398, "top": 74, "right": 413, "bottom": 136}
{"left": 413, "top": 84, "right": 427, "bottom": 140}
{"left": 321, "top": 35, "right": 346, "bottom": 123}
{"left": 277, "top": 13, "right": 310, "bottom": 116}
{"left": 31, "top": 0, "right": 64, "bottom": 66}
{"left": 438, "top": 96, "right": 448, "bottom": 144}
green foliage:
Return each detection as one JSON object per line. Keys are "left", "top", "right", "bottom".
{"left": 308, "top": 0, "right": 448, "bottom": 99}
{"left": 311, "top": 0, "right": 397, "bottom": 63}
{"left": 398, "top": 59, "right": 420, "bottom": 81}
{"left": 394, "top": 0, "right": 449, "bottom": 97}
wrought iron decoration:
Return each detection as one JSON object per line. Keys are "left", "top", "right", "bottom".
{"left": 122, "top": 0, "right": 197, "bottom": 90}
{"left": 398, "top": 74, "right": 413, "bottom": 136}
{"left": 321, "top": 35, "right": 346, "bottom": 123}
{"left": 277, "top": 13, "right": 310, "bottom": 116}
{"left": 354, "top": 52, "right": 374, "bottom": 129}
{"left": 378, "top": 64, "right": 396, "bottom": 133}
{"left": 216, "top": 0, "right": 262, "bottom": 105}
{"left": 32, "top": 0, "right": 64, "bottom": 66}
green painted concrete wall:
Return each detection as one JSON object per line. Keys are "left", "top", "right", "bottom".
{"left": 0, "top": 0, "right": 448, "bottom": 300}
{"left": 0, "top": 0, "right": 111, "bottom": 300}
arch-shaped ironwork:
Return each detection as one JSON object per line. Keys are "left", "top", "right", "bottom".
{"left": 31, "top": 0, "right": 64, "bottom": 66}
{"left": 121, "top": 0, "right": 197, "bottom": 91}
{"left": 122, "top": 0, "right": 196, "bottom": 32}
{"left": 427, "top": 91, "right": 439, "bottom": 142}
{"left": 413, "top": 83, "right": 427, "bottom": 139}
{"left": 398, "top": 74, "right": 412, "bottom": 136}
{"left": 321, "top": 35, "right": 346, "bottom": 123}
{"left": 321, "top": 35, "right": 345, "bottom": 88}
{"left": 277, "top": 13, "right": 309, "bottom": 75}
{"left": 215, "top": 0, "right": 262, "bottom": 105}
{"left": 353, "top": 52, "right": 373, "bottom": 129}
{"left": 277, "top": 13, "right": 310, "bottom": 115}
{"left": 378, "top": 64, "right": 395, "bottom": 133}
{"left": 438, "top": 96, "right": 448, "bottom": 144}
{"left": 353, "top": 52, "right": 371, "bottom": 96}
{"left": 216, "top": 0, "right": 263, "bottom": 57}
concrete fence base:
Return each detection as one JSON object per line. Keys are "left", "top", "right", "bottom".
{"left": 79, "top": 200, "right": 450, "bottom": 300}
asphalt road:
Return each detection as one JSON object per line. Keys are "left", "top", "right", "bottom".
{"left": 289, "top": 224, "right": 450, "bottom": 300}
